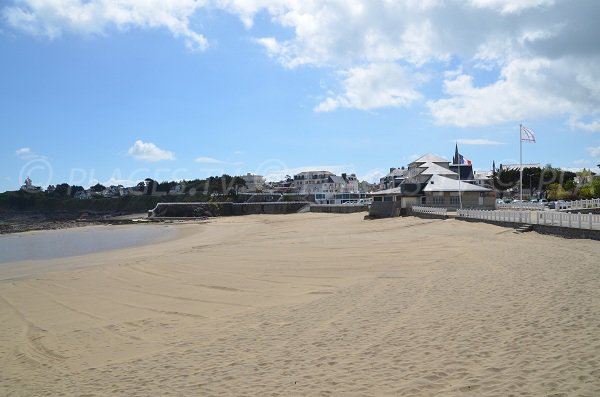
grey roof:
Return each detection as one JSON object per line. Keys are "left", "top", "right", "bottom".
{"left": 328, "top": 175, "right": 346, "bottom": 184}
{"left": 368, "top": 187, "right": 402, "bottom": 196}
{"left": 418, "top": 162, "right": 457, "bottom": 176}
{"left": 412, "top": 154, "right": 450, "bottom": 164}
{"left": 386, "top": 168, "right": 408, "bottom": 177}
{"left": 368, "top": 183, "right": 426, "bottom": 196}
{"left": 422, "top": 174, "right": 491, "bottom": 192}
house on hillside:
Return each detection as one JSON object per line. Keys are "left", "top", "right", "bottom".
{"left": 239, "top": 173, "right": 267, "bottom": 193}
{"left": 74, "top": 190, "right": 91, "bottom": 200}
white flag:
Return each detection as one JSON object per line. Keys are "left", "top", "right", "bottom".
{"left": 520, "top": 125, "right": 536, "bottom": 143}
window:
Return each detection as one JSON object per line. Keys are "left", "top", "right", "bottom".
{"left": 433, "top": 196, "right": 444, "bottom": 205}
{"left": 450, "top": 196, "right": 460, "bottom": 205}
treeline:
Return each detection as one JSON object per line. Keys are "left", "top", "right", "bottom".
{"left": 0, "top": 175, "right": 247, "bottom": 212}
{"left": 494, "top": 166, "right": 599, "bottom": 199}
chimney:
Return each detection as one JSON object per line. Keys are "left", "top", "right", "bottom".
{"left": 390, "top": 167, "right": 396, "bottom": 173}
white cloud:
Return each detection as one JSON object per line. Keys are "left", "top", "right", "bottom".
{"left": 573, "top": 159, "right": 590, "bottom": 165}
{"left": 427, "top": 57, "right": 597, "bottom": 127}
{"left": 194, "top": 156, "right": 226, "bottom": 164}
{"left": 587, "top": 146, "right": 600, "bottom": 158}
{"left": 128, "top": 140, "right": 175, "bottom": 162}
{"left": 359, "top": 169, "right": 385, "bottom": 183}
{"left": 466, "top": 0, "right": 555, "bottom": 14}
{"left": 568, "top": 116, "right": 600, "bottom": 133}
{"left": 4, "top": 1, "right": 600, "bottom": 128}
{"left": 315, "top": 63, "right": 421, "bottom": 112}
{"left": 194, "top": 156, "right": 243, "bottom": 166}
{"left": 2, "top": 0, "right": 208, "bottom": 50}
{"left": 457, "top": 139, "right": 505, "bottom": 145}
{"left": 15, "top": 147, "right": 45, "bottom": 160}
{"left": 244, "top": 1, "right": 600, "bottom": 126}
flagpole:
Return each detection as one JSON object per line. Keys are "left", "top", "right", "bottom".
{"left": 458, "top": 162, "right": 462, "bottom": 209}
{"left": 519, "top": 124, "right": 523, "bottom": 201}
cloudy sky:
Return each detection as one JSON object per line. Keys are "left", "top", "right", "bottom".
{"left": 1, "top": 0, "right": 599, "bottom": 191}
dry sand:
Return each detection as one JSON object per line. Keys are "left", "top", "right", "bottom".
{"left": 0, "top": 213, "right": 599, "bottom": 396}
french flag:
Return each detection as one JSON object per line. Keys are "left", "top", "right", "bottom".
{"left": 459, "top": 154, "right": 472, "bottom": 166}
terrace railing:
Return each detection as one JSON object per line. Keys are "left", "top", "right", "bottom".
{"left": 496, "top": 202, "right": 545, "bottom": 211}
{"left": 563, "top": 198, "right": 600, "bottom": 210}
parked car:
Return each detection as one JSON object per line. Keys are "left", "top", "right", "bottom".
{"left": 530, "top": 198, "right": 539, "bottom": 203}
{"left": 540, "top": 199, "right": 548, "bottom": 205}
{"left": 556, "top": 200, "right": 568, "bottom": 209}
{"left": 547, "top": 201, "right": 556, "bottom": 209}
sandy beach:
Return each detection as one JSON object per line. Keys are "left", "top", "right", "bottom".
{"left": 1, "top": 213, "right": 599, "bottom": 396}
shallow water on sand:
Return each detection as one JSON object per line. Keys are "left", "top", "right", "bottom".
{"left": 0, "top": 224, "right": 175, "bottom": 263}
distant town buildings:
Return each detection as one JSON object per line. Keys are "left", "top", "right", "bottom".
{"left": 292, "top": 171, "right": 359, "bottom": 195}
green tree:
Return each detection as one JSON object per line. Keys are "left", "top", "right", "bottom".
{"left": 52, "top": 183, "right": 71, "bottom": 197}
{"left": 70, "top": 185, "right": 84, "bottom": 197}
{"left": 592, "top": 178, "right": 600, "bottom": 197}
{"left": 493, "top": 169, "right": 520, "bottom": 191}
{"left": 579, "top": 185, "right": 594, "bottom": 199}
{"left": 232, "top": 176, "right": 246, "bottom": 194}
{"left": 90, "top": 183, "right": 106, "bottom": 192}
{"left": 563, "top": 179, "right": 576, "bottom": 195}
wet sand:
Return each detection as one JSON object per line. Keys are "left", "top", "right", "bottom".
{"left": 0, "top": 213, "right": 598, "bottom": 396}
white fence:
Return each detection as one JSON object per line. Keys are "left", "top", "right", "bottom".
{"left": 496, "top": 202, "right": 545, "bottom": 211}
{"left": 497, "top": 198, "right": 600, "bottom": 211}
{"left": 537, "top": 211, "right": 600, "bottom": 229}
{"left": 457, "top": 209, "right": 600, "bottom": 230}
{"left": 412, "top": 206, "right": 447, "bottom": 216}
{"left": 563, "top": 198, "right": 600, "bottom": 210}
{"left": 458, "top": 209, "right": 532, "bottom": 224}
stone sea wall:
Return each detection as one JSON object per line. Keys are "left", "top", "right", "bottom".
{"left": 310, "top": 205, "right": 368, "bottom": 214}
{"left": 149, "top": 202, "right": 310, "bottom": 217}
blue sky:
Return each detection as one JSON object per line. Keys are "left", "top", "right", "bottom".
{"left": 1, "top": 1, "right": 600, "bottom": 192}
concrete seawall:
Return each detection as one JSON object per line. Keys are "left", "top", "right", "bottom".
{"left": 149, "top": 202, "right": 309, "bottom": 217}
{"left": 150, "top": 202, "right": 372, "bottom": 217}
{"left": 310, "top": 204, "right": 368, "bottom": 214}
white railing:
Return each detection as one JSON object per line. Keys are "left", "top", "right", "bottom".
{"left": 537, "top": 211, "right": 600, "bottom": 229}
{"left": 458, "top": 209, "right": 531, "bottom": 224}
{"left": 457, "top": 209, "right": 600, "bottom": 230}
{"left": 412, "top": 206, "right": 447, "bottom": 216}
{"left": 496, "top": 202, "right": 546, "bottom": 211}
{"left": 564, "top": 198, "right": 600, "bottom": 210}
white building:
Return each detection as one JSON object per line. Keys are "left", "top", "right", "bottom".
{"left": 20, "top": 176, "right": 42, "bottom": 192}
{"left": 240, "top": 173, "right": 266, "bottom": 193}
{"left": 292, "top": 171, "right": 359, "bottom": 195}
